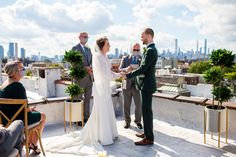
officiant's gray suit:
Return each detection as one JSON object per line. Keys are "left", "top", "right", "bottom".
{"left": 119, "top": 55, "right": 142, "bottom": 125}
{"left": 72, "top": 43, "right": 93, "bottom": 121}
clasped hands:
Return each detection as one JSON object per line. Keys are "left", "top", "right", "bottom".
{"left": 119, "top": 66, "right": 134, "bottom": 79}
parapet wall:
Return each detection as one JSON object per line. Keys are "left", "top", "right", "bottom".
{"left": 33, "top": 94, "right": 236, "bottom": 141}
{"left": 152, "top": 96, "right": 236, "bottom": 141}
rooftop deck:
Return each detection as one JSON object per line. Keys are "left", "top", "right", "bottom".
{"left": 23, "top": 94, "right": 236, "bottom": 157}
{"left": 25, "top": 116, "right": 236, "bottom": 157}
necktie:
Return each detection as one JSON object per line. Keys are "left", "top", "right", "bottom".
{"left": 84, "top": 47, "right": 90, "bottom": 64}
{"left": 133, "top": 56, "right": 137, "bottom": 64}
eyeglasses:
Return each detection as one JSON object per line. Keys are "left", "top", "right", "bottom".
{"left": 82, "top": 36, "right": 89, "bottom": 38}
{"left": 133, "top": 49, "right": 140, "bottom": 52}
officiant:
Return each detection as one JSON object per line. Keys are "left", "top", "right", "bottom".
{"left": 119, "top": 43, "right": 142, "bottom": 129}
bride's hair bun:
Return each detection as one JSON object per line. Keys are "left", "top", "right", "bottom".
{"left": 96, "top": 36, "right": 108, "bottom": 50}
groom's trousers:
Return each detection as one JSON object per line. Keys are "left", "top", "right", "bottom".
{"left": 141, "top": 91, "right": 154, "bottom": 141}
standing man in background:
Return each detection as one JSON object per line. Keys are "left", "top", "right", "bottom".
{"left": 119, "top": 43, "right": 142, "bottom": 130}
{"left": 72, "top": 32, "right": 93, "bottom": 124}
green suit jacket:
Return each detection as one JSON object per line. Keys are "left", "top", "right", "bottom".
{"left": 126, "top": 43, "right": 158, "bottom": 93}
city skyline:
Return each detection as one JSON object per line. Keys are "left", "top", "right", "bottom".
{"left": 0, "top": 37, "right": 209, "bottom": 60}
{"left": 0, "top": 0, "right": 235, "bottom": 57}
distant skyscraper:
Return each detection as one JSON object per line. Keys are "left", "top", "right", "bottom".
{"left": 120, "top": 49, "right": 123, "bottom": 56}
{"left": 8, "top": 42, "right": 14, "bottom": 58}
{"left": 175, "top": 38, "right": 178, "bottom": 54}
{"left": 0, "top": 45, "right": 4, "bottom": 59}
{"left": 15, "top": 43, "right": 18, "bottom": 59}
{"left": 204, "top": 39, "right": 207, "bottom": 55}
{"left": 20, "top": 48, "right": 25, "bottom": 59}
{"left": 115, "top": 48, "right": 119, "bottom": 58}
{"left": 59, "top": 55, "right": 64, "bottom": 61}
{"left": 167, "top": 49, "right": 170, "bottom": 53}
{"left": 196, "top": 40, "right": 199, "bottom": 54}
{"left": 38, "top": 52, "right": 41, "bottom": 61}
{"left": 31, "top": 55, "right": 39, "bottom": 61}
{"left": 54, "top": 55, "right": 59, "bottom": 61}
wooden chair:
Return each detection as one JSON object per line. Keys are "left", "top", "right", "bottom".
{"left": 0, "top": 98, "right": 45, "bottom": 157}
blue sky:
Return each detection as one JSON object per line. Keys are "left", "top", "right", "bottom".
{"left": 0, "top": 0, "right": 235, "bottom": 57}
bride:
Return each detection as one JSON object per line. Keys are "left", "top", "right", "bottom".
{"left": 80, "top": 36, "right": 119, "bottom": 145}
{"left": 46, "top": 36, "right": 119, "bottom": 155}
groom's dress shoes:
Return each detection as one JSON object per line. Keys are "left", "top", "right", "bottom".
{"left": 123, "top": 123, "right": 130, "bottom": 129}
{"left": 135, "top": 138, "right": 153, "bottom": 146}
{"left": 135, "top": 133, "right": 145, "bottom": 138}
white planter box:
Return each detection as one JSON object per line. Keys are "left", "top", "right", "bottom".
{"left": 205, "top": 105, "right": 226, "bottom": 133}
{"left": 65, "top": 100, "right": 84, "bottom": 122}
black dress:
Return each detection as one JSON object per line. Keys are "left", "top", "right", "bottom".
{"left": 0, "top": 82, "right": 41, "bottom": 126}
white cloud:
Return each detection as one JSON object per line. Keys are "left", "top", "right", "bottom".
{"left": 132, "top": 2, "right": 157, "bottom": 24}
{"left": 156, "top": 32, "right": 176, "bottom": 51}
{"left": 0, "top": 0, "right": 235, "bottom": 57}
{"left": 165, "top": 16, "right": 195, "bottom": 28}
{"left": 191, "top": 1, "right": 236, "bottom": 51}
{"left": 182, "top": 10, "right": 188, "bottom": 17}
{"left": 0, "top": 0, "right": 114, "bottom": 56}
{"left": 104, "top": 24, "right": 178, "bottom": 54}
{"left": 104, "top": 24, "right": 143, "bottom": 53}
{"left": 11, "top": 0, "right": 113, "bottom": 33}
{"left": 130, "top": 0, "right": 236, "bottom": 52}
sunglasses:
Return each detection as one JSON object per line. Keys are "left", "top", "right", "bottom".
{"left": 133, "top": 49, "right": 140, "bottom": 52}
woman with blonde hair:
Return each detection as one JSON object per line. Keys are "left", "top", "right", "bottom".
{"left": 0, "top": 60, "right": 46, "bottom": 155}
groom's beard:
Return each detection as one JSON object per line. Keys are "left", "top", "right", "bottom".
{"left": 142, "top": 38, "right": 148, "bottom": 45}
{"left": 142, "top": 40, "right": 147, "bottom": 45}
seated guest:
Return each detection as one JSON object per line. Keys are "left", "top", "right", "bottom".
{"left": 0, "top": 120, "right": 24, "bottom": 157}
{"left": 0, "top": 60, "right": 46, "bottom": 155}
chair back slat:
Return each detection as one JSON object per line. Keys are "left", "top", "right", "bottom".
{"left": 5, "top": 104, "right": 26, "bottom": 127}
{"left": 0, "top": 110, "right": 10, "bottom": 123}
{"left": 0, "top": 98, "right": 28, "bottom": 127}
{"left": 0, "top": 98, "right": 28, "bottom": 105}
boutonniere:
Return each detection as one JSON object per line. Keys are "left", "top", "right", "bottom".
{"left": 143, "top": 47, "right": 147, "bottom": 54}
{"left": 86, "top": 45, "right": 90, "bottom": 49}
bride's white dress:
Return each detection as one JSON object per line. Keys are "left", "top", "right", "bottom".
{"left": 46, "top": 47, "right": 118, "bottom": 155}
{"left": 81, "top": 52, "right": 118, "bottom": 145}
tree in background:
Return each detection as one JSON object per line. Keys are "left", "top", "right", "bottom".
{"left": 188, "top": 60, "right": 211, "bottom": 74}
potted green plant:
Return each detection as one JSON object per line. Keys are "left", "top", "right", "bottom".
{"left": 63, "top": 49, "right": 86, "bottom": 131}
{"left": 204, "top": 49, "right": 234, "bottom": 134}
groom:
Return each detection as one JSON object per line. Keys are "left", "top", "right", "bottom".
{"left": 121, "top": 28, "right": 158, "bottom": 145}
